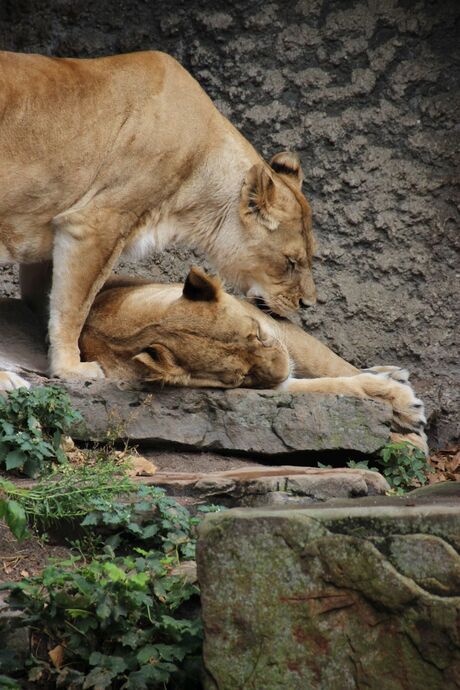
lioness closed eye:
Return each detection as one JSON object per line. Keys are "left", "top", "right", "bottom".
{"left": 76, "top": 268, "right": 427, "bottom": 455}
{"left": 0, "top": 50, "right": 315, "bottom": 381}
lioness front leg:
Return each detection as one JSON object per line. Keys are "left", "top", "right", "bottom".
{"left": 49, "top": 210, "right": 132, "bottom": 380}
{"left": 284, "top": 373, "right": 427, "bottom": 454}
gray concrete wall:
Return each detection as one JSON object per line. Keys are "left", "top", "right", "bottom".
{"left": 0, "top": 0, "right": 458, "bottom": 447}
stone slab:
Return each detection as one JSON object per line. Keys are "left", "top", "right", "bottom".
{"left": 139, "top": 465, "right": 390, "bottom": 504}
{"left": 63, "top": 380, "right": 392, "bottom": 455}
{"left": 197, "top": 490, "right": 460, "bottom": 690}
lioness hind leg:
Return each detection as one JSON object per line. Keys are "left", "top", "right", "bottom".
{"left": 285, "top": 372, "right": 428, "bottom": 455}
{"left": 49, "top": 210, "right": 132, "bottom": 380}
{"left": 0, "top": 371, "right": 30, "bottom": 397}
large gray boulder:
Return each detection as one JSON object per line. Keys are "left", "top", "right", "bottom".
{"left": 197, "top": 488, "right": 460, "bottom": 690}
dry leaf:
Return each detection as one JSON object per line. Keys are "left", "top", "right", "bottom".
{"left": 126, "top": 455, "right": 158, "bottom": 477}
{"left": 49, "top": 644, "right": 65, "bottom": 668}
{"left": 428, "top": 445, "right": 460, "bottom": 484}
{"left": 60, "top": 435, "right": 75, "bottom": 452}
{"left": 170, "top": 560, "right": 198, "bottom": 584}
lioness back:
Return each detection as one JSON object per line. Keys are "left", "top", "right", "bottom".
{"left": 0, "top": 50, "right": 233, "bottom": 248}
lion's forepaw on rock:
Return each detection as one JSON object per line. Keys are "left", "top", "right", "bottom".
{"left": 51, "top": 361, "right": 105, "bottom": 382}
{"left": 358, "top": 371, "right": 427, "bottom": 455}
{"left": 362, "top": 365, "right": 410, "bottom": 385}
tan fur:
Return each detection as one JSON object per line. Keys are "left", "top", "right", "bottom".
{"left": 0, "top": 371, "right": 30, "bottom": 397}
{"left": 78, "top": 269, "right": 427, "bottom": 454}
{"left": 0, "top": 51, "right": 315, "bottom": 380}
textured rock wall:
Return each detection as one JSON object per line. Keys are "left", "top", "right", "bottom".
{"left": 0, "top": 0, "right": 458, "bottom": 447}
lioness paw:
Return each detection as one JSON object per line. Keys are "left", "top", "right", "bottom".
{"left": 51, "top": 361, "right": 105, "bottom": 381}
{"left": 390, "top": 431, "right": 428, "bottom": 456}
{"left": 0, "top": 371, "right": 31, "bottom": 397}
{"left": 362, "top": 366, "right": 410, "bottom": 384}
{"left": 357, "top": 372, "right": 427, "bottom": 455}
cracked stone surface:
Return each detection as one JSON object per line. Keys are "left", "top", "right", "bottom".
{"left": 0, "top": 1, "right": 458, "bottom": 447}
{"left": 197, "top": 491, "right": 460, "bottom": 689}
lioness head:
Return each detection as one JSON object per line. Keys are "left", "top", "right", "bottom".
{"left": 80, "top": 267, "right": 290, "bottom": 388}
{"left": 233, "top": 151, "right": 316, "bottom": 316}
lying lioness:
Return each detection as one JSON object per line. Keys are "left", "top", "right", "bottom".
{"left": 71, "top": 267, "right": 424, "bottom": 454}
{"left": 0, "top": 51, "right": 315, "bottom": 381}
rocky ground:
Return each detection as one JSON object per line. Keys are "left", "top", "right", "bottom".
{"left": 0, "top": 0, "right": 458, "bottom": 447}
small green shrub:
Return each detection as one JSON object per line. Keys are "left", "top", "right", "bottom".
{"left": 378, "top": 441, "right": 432, "bottom": 492}
{"left": 82, "top": 484, "right": 200, "bottom": 558}
{"left": 317, "top": 441, "right": 432, "bottom": 493}
{"left": 0, "top": 386, "right": 82, "bottom": 478}
{"left": 0, "top": 465, "right": 204, "bottom": 559}
{"left": 6, "top": 550, "right": 202, "bottom": 689}
{"left": 1, "top": 466, "right": 225, "bottom": 688}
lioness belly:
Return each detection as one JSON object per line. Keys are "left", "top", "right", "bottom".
{"left": 0, "top": 219, "right": 54, "bottom": 263}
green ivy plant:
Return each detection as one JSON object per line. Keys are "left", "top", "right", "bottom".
{"left": 0, "top": 466, "right": 206, "bottom": 559}
{"left": 378, "top": 441, "right": 432, "bottom": 492}
{"left": 0, "top": 463, "right": 226, "bottom": 688}
{"left": 5, "top": 550, "right": 202, "bottom": 689}
{"left": 81, "top": 484, "right": 201, "bottom": 558}
{"left": 0, "top": 386, "right": 82, "bottom": 478}
{"left": 318, "top": 441, "right": 432, "bottom": 493}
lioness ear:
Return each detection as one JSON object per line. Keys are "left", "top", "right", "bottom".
{"left": 183, "top": 267, "right": 221, "bottom": 302}
{"left": 270, "top": 151, "right": 304, "bottom": 189}
{"left": 241, "top": 164, "right": 278, "bottom": 231}
{"left": 132, "top": 344, "right": 188, "bottom": 384}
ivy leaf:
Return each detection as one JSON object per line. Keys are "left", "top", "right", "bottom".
{"left": 55, "top": 446, "right": 67, "bottom": 465}
{"left": 0, "top": 420, "right": 15, "bottom": 435}
{"left": 155, "top": 642, "right": 187, "bottom": 661}
{"left": 128, "top": 572, "right": 149, "bottom": 590}
{"left": 136, "top": 644, "right": 159, "bottom": 665}
{"left": 81, "top": 513, "right": 99, "bottom": 526}
{"left": 82, "top": 666, "right": 114, "bottom": 689}
{"left": 120, "top": 630, "right": 143, "bottom": 649}
{"left": 141, "top": 524, "right": 159, "bottom": 539}
{"left": 88, "top": 652, "right": 127, "bottom": 674}
{"left": 0, "top": 675, "right": 21, "bottom": 688}
{"left": 125, "top": 664, "right": 170, "bottom": 688}
{"left": 0, "top": 499, "right": 28, "bottom": 540}
{"left": 103, "top": 563, "right": 126, "bottom": 582}
{"left": 134, "top": 500, "right": 152, "bottom": 513}
{"left": 96, "top": 600, "right": 112, "bottom": 620}
{"left": 5, "top": 449, "right": 27, "bottom": 471}
{"left": 127, "top": 522, "right": 144, "bottom": 535}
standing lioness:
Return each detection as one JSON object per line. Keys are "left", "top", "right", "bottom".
{"left": 0, "top": 51, "right": 315, "bottom": 380}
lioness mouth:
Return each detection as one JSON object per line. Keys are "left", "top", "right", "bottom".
{"left": 252, "top": 297, "right": 287, "bottom": 321}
